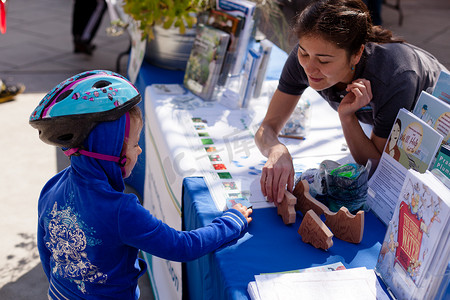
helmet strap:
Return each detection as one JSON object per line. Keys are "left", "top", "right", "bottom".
{"left": 64, "top": 112, "right": 131, "bottom": 177}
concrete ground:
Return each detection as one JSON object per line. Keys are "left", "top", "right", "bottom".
{"left": 0, "top": 0, "right": 448, "bottom": 299}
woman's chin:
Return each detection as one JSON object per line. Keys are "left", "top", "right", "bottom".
{"left": 308, "top": 80, "right": 328, "bottom": 91}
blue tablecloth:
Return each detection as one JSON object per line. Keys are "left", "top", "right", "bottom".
{"left": 182, "top": 177, "right": 388, "bottom": 300}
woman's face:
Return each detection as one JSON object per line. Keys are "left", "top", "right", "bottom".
{"left": 297, "top": 35, "right": 360, "bottom": 91}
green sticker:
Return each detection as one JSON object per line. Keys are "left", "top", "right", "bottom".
{"left": 201, "top": 138, "right": 214, "bottom": 145}
{"left": 218, "top": 172, "right": 232, "bottom": 179}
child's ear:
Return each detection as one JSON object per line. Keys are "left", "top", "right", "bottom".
{"left": 124, "top": 154, "right": 130, "bottom": 167}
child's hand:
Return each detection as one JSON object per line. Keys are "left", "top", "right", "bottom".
{"left": 232, "top": 203, "right": 253, "bottom": 224}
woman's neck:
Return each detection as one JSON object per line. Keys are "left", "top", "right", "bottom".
{"left": 335, "top": 66, "right": 357, "bottom": 91}
{"left": 335, "top": 82, "right": 348, "bottom": 91}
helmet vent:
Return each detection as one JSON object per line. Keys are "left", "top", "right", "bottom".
{"left": 93, "top": 80, "right": 111, "bottom": 89}
{"left": 56, "top": 89, "right": 73, "bottom": 103}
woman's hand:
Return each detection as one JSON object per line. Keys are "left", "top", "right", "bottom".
{"left": 232, "top": 203, "right": 253, "bottom": 224}
{"left": 338, "top": 78, "right": 373, "bottom": 119}
{"left": 260, "top": 144, "right": 295, "bottom": 206}
{"left": 337, "top": 78, "right": 384, "bottom": 165}
{"left": 254, "top": 89, "right": 300, "bottom": 206}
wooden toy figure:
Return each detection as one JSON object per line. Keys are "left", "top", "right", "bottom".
{"left": 298, "top": 210, "right": 334, "bottom": 250}
{"left": 293, "top": 180, "right": 364, "bottom": 244}
{"left": 277, "top": 190, "right": 297, "bottom": 225}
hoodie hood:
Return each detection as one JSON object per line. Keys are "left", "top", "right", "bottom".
{"left": 69, "top": 113, "right": 126, "bottom": 192}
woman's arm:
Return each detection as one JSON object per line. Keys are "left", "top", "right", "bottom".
{"left": 339, "top": 112, "right": 386, "bottom": 164}
{"left": 255, "top": 89, "right": 301, "bottom": 204}
{"left": 338, "top": 79, "right": 386, "bottom": 164}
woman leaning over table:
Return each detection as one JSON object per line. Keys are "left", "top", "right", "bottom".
{"left": 255, "top": 0, "right": 448, "bottom": 205}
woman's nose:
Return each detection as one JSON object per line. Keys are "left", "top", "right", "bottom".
{"left": 304, "top": 59, "right": 319, "bottom": 74}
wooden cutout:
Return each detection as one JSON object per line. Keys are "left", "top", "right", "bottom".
{"left": 277, "top": 190, "right": 297, "bottom": 225}
{"left": 324, "top": 206, "right": 364, "bottom": 244}
{"left": 293, "top": 180, "right": 364, "bottom": 244}
{"left": 294, "top": 181, "right": 329, "bottom": 217}
{"left": 298, "top": 209, "right": 333, "bottom": 250}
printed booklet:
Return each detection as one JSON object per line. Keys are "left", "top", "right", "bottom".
{"left": 376, "top": 169, "right": 450, "bottom": 300}
{"left": 184, "top": 24, "right": 230, "bottom": 101}
{"left": 253, "top": 39, "right": 273, "bottom": 98}
{"left": 433, "top": 144, "right": 450, "bottom": 180}
{"left": 412, "top": 90, "right": 450, "bottom": 147}
{"left": 367, "top": 108, "right": 443, "bottom": 225}
{"left": 204, "top": 9, "right": 244, "bottom": 86}
{"left": 239, "top": 48, "right": 261, "bottom": 108}
{"left": 432, "top": 70, "right": 450, "bottom": 104}
{"left": 215, "top": 0, "right": 256, "bottom": 75}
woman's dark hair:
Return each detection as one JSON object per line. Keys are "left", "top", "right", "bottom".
{"left": 293, "top": 0, "right": 404, "bottom": 56}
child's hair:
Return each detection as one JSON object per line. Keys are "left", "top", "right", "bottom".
{"left": 128, "top": 104, "right": 143, "bottom": 127}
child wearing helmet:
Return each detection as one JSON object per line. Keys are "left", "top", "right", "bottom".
{"left": 30, "top": 70, "right": 253, "bottom": 300}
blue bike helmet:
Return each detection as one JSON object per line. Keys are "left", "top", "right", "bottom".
{"left": 29, "top": 70, "right": 141, "bottom": 148}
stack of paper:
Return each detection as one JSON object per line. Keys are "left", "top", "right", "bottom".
{"left": 248, "top": 267, "right": 390, "bottom": 300}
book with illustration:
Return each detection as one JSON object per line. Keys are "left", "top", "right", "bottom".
{"left": 367, "top": 108, "right": 443, "bottom": 225}
{"left": 432, "top": 70, "right": 450, "bottom": 104}
{"left": 412, "top": 90, "right": 450, "bottom": 146}
{"left": 204, "top": 9, "right": 244, "bottom": 86}
{"left": 183, "top": 24, "right": 230, "bottom": 101}
{"left": 375, "top": 169, "right": 450, "bottom": 300}
{"left": 215, "top": 0, "right": 256, "bottom": 75}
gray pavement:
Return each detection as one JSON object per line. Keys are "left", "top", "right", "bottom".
{"left": 0, "top": 0, "right": 449, "bottom": 299}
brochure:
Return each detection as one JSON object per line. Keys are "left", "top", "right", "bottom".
{"left": 215, "top": 0, "right": 256, "bottom": 75}
{"left": 376, "top": 169, "right": 450, "bottom": 300}
{"left": 184, "top": 25, "right": 230, "bottom": 101}
{"left": 432, "top": 70, "right": 450, "bottom": 104}
{"left": 412, "top": 90, "right": 450, "bottom": 146}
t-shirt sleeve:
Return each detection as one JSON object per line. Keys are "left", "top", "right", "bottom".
{"left": 372, "top": 71, "right": 420, "bottom": 138}
{"left": 117, "top": 197, "right": 248, "bottom": 262}
{"left": 277, "top": 44, "right": 309, "bottom": 96}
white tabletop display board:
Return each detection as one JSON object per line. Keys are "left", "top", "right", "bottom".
{"left": 142, "top": 83, "right": 353, "bottom": 299}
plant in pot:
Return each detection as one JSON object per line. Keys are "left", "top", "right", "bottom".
{"left": 123, "top": 0, "right": 289, "bottom": 70}
{"left": 122, "top": 0, "right": 212, "bottom": 70}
